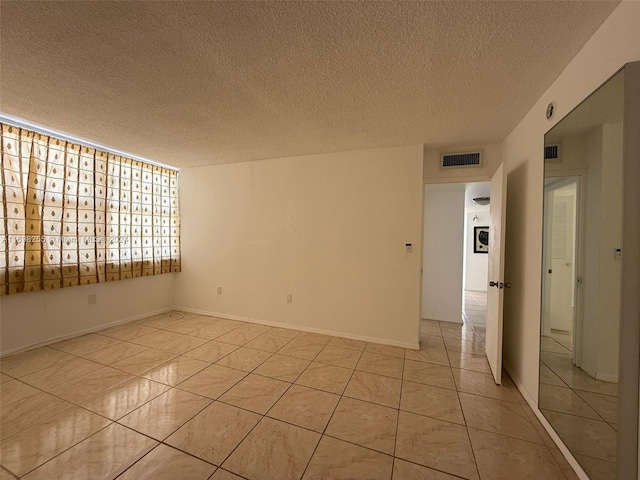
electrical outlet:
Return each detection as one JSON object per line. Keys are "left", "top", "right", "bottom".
{"left": 216, "top": 286, "right": 222, "bottom": 294}
{"left": 88, "top": 294, "right": 97, "bottom": 305}
{"left": 286, "top": 294, "right": 292, "bottom": 303}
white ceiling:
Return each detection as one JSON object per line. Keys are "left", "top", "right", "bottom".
{"left": 425, "top": 181, "right": 490, "bottom": 207}
{"left": 0, "top": 1, "right": 619, "bottom": 168}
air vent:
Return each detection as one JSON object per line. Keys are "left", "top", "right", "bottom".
{"left": 544, "top": 144, "right": 561, "bottom": 161}
{"left": 441, "top": 151, "right": 482, "bottom": 168}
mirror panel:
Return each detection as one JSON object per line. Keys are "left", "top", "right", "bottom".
{"left": 540, "top": 70, "right": 624, "bottom": 479}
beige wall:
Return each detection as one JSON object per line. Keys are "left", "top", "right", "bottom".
{"left": 501, "top": 1, "right": 640, "bottom": 402}
{"left": 0, "top": 275, "right": 174, "bottom": 354}
{"left": 597, "top": 122, "right": 623, "bottom": 382}
{"left": 174, "top": 145, "right": 424, "bottom": 348}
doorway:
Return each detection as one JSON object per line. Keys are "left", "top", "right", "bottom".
{"left": 461, "top": 182, "right": 491, "bottom": 345}
{"left": 542, "top": 176, "right": 580, "bottom": 359}
{"left": 421, "top": 181, "right": 490, "bottom": 344}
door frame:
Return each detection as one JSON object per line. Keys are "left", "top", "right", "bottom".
{"left": 542, "top": 172, "right": 585, "bottom": 365}
{"left": 420, "top": 179, "right": 491, "bottom": 340}
{"left": 619, "top": 60, "right": 640, "bottom": 479}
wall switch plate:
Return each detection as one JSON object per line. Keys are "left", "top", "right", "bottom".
{"left": 216, "top": 286, "right": 222, "bottom": 294}
{"left": 615, "top": 249, "right": 622, "bottom": 261}
{"left": 286, "top": 294, "right": 292, "bottom": 303}
{"left": 88, "top": 294, "right": 97, "bottom": 305}
{"left": 405, "top": 243, "right": 413, "bottom": 253}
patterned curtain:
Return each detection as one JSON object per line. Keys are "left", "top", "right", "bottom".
{"left": 0, "top": 122, "right": 180, "bottom": 295}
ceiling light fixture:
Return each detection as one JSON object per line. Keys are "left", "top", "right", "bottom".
{"left": 472, "top": 197, "right": 490, "bottom": 206}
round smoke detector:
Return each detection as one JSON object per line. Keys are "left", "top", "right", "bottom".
{"left": 546, "top": 101, "right": 557, "bottom": 120}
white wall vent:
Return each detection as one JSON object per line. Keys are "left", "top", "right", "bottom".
{"left": 544, "top": 144, "right": 561, "bottom": 161}
{"left": 441, "top": 151, "right": 482, "bottom": 168}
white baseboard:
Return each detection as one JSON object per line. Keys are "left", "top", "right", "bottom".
{"left": 578, "top": 360, "right": 598, "bottom": 381}
{"left": 572, "top": 361, "right": 617, "bottom": 386}
{"left": 176, "top": 306, "right": 419, "bottom": 350}
{"left": 431, "top": 318, "right": 463, "bottom": 324}
{"left": 175, "top": 307, "right": 248, "bottom": 323}
{"left": 2, "top": 304, "right": 420, "bottom": 357}
{"left": 596, "top": 373, "right": 619, "bottom": 383}
{"left": 503, "top": 361, "right": 589, "bottom": 480}
{"left": 0, "top": 306, "right": 173, "bottom": 358}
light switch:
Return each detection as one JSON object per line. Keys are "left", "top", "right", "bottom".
{"left": 405, "top": 243, "right": 413, "bottom": 253}
{"left": 615, "top": 248, "right": 622, "bottom": 261}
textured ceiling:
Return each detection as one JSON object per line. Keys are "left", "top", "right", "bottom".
{"left": 0, "top": 1, "right": 619, "bottom": 167}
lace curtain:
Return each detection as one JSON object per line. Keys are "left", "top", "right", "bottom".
{"left": 0, "top": 122, "right": 180, "bottom": 295}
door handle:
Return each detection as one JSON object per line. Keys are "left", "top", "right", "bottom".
{"left": 490, "top": 281, "right": 506, "bottom": 289}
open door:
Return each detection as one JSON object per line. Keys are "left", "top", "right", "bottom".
{"left": 485, "top": 163, "right": 507, "bottom": 384}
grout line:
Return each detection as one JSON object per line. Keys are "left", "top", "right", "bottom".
{"left": 318, "top": 432, "right": 394, "bottom": 458}
{"left": 392, "top": 457, "right": 471, "bottom": 480}
{"left": 0, "top": 464, "right": 20, "bottom": 479}
{"left": 119, "top": 391, "right": 215, "bottom": 442}
{"left": 206, "top": 377, "right": 300, "bottom": 474}
{"left": 4, "top": 305, "right": 595, "bottom": 480}
{"left": 111, "top": 441, "right": 215, "bottom": 480}
{"left": 15, "top": 420, "right": 117, "bottom": 478}
{"left": 539, "top": 403, "right": 611, "bottom": 425}
{"left": 390, "top": 351, "right": 406, "bottom": 475}
{"left": 462, "top": 299, "right": 486, "bottom": 480}
{"left": 3, "top": 315, "right": 363, "bottom": 478}
{"left": 540, "top": 358, "right": 618, "bottom": 398}
{"left": 465, "top": 426, "right": 483, "bottom": 480}
{"left": 298, "top": 342, "right": 367, "bottom": 480}
{"left": 209, "top": 468, "right": 252, "bottom": 480}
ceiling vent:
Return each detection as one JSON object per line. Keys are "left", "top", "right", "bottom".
{"left": 441, "top": 151, "right": 482, "bottom": 168}
{"left": 544, "top": 144, "right": 561, "bottom": 161}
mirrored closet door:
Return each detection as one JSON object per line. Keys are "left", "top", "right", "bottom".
{"left": 539, "top": 62, "right": 640, "bottom": 480}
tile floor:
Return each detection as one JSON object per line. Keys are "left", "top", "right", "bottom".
{"left": 540, "top": 333, "right": 618, "bottom": 480}
{"left": 0, "top": 304, "right": 578, "bottom": 480}
{"left": 461, "top": 290, "right": 488, "bottom": 345}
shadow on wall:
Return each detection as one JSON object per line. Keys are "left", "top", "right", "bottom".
{"left": 502, "top": 159, "right": 535, "bottom": 385}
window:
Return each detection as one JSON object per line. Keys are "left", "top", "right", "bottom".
{"left": 0, "top": 122, "right": 180, "bottom": 295}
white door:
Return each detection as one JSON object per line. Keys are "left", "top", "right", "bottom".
{"left": 548, "top": 186, "right": 577, "bottom": 333}
{"left": 485, "top": 163, "right": 507, "bottom": 385}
